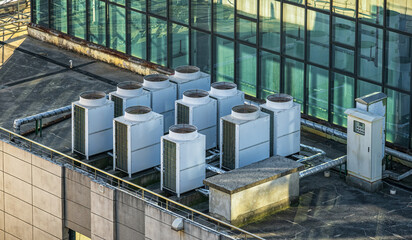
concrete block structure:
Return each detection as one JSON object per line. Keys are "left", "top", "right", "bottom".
{"left": 0, "top": 139, "right": 231, "bottom": 240}
{"left": 204, "top": 156, "right": 304, "bottom": 226}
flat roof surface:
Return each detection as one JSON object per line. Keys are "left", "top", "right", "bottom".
{"left": 204, "top": 156, "right": 304, "bottom": 194}
{"left": 1, "top": 33, "right": 412, "bottom": 240}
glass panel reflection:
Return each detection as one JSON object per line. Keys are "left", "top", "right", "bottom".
{"left": 51, "top": 0, "right": 67, "bottom": 33}
{"left": 237, "top": 0, "right": 256, "bottom": 18}
{"left": 191, "top": 0, "right": 211, "bottom": 31}
{"left": 130, "top": 10, "right": 146, "bottom": 59}
{"left": 387, "top": 0, "right": 412, "bottom": 34}
{"left": 333, "top": 45, "right": 354, "bottom": 73}
{"left": 386, "top": 31, "right": 411, "bottom": 91}
{"left": 386, "top": 89, "right": 410, "bottom": 147}
{"left": 237, "top": 18, "right": 256, "bottom": 44}
{"left": 149, "top": 17, "right": 167, "bottom": 66}
{"left": 237, "top": 44, "right": 257, "bottom": 97}
{"left": 307, "top": 10, "right": 329, "bottom": 67}
{"left": 260, "top": 50, "right": 280, "bottom": 98}
{"left": 131, "top": 0, "right": 145, "bottom": 12}
{"left": 332, "top": 73, "right": 354, "bottom": 127}
{"left": 214, "top": 37, "right": 234, "bottom": 82}
{"left": 89, "top": 0, "right": 106, "bottom": 46}
{"left": 109, "top": 4, "right": 126, "bottom": 53}
{"left": 34, "top": 0, "right": 49, "bottom": 27}
{"left": 69, "top": 0, "right": 86, "bottom": 39}
{"left": 260, "top": 0, "right": 280, "bottom": 52}
{"left": 213, "top": 0, "right": 234, "bottom": 38}
{"left": 149, "top": 0, "right": 167, "bottom": 17}
{"left": 307, "top": 65, "right": 329, "bottom": 120}
{"left": 170, "top": 0, "right": 189, "bottom": 24}
{"left": 192, "top": 30, "right": 211, "bottom": 73}
{"left": 358, "top": 24, "right": 383, "bottom": 83}
{"left": 170, "top": 24, "right": 189, "bottom": 68}
{"left": 358, "top": 0, "right": 383, "bottom": 25}
{"left": 283, "top": 3, "right": 305, "bottom": 59}
{"left": 307, "top": 0, "right": 329, "bottom": 10}
{"left": 333, "top": 17, "right": 355, "bottom": 46}
{"left": 284, "top": 58, "right": 304, "bottom": 105}
{"left": 333, "top": 0, "right": 356, "bottom": 17}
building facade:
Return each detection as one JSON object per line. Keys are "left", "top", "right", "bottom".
{"left": 31, "top": 0, "right": 412, "bottom": 150}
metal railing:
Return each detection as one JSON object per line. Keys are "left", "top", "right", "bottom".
{"left": 0, "top": 126, "right": 264, "bottom": 240}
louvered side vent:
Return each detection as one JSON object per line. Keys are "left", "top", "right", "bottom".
{"left": 222, "top": 120, "right": 236, "bottom": 170}
{"left": 73, "top": 105, "right": 86, "bottom": 154}
{"left": 163, "top": 139, "right": 176, "bottom": 192}
{"left": 115, "top": 121, "right": 128, "bottom": 172}
{"left": 176, "top": 103, "right": 190, "bottom": 124}
{"left": 112, "top": 95, "right": 124, "bottom": 118}
{"left": 261, "top": 108, "right": 274, "bottom": 156}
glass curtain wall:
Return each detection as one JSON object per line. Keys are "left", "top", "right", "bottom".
{"left": 33, "top": 0, "right": 412, "bottom": 150}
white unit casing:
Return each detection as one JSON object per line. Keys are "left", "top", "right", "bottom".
{"left": 143, "top": 74, "right": 177, "bottom": 133}
{"left": 72, "top": 91, "right": 114, "bottom": 159}
{"left": 220, "top": 105, "right": 270, "bottom": 170}
{"left": 260, "top": 94, "right": 301, "bottom": 157}
{"left": 109, "top": 81, "right": 151, "bottom": 118}
{"left": 345, "top": 108, "right": 384, "bottom": 187}
{"left": 169, "top": 66, "right": 211, "bottom": 99}
{"left": 209, "top": 82, "right": 245, "bottom": 147}
{"left": 175, "top": 90, "right": 217, "bottom": 149}
{"left": 355, "top": 92, "right": 387, "bottom": 160}
{"left": 161, "top": 124, "right": 206, "bottom": 197}
{"left": 113, "top": 106, "right": 164, "bottom": 177}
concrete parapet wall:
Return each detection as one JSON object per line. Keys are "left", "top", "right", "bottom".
{"left": 0, "top": 139, "right": 234, "bottom": 240}
{"left": 27, "top": 25, "right": 173, "bottom": 77}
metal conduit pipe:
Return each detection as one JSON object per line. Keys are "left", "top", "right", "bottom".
{"left": 298, "top": 143, "right": 326, "bottom": 163}
{"left": 299, "top": 156, "right": 347, "bottom": 179}
{"left": 13, "top": 105, "right": 72, "bottom": 133}
{"left": 301, "top": 118, "right": 412, "bottom": 163}
{"left": 206, "top": 164, "right": 227, "bottom": 174}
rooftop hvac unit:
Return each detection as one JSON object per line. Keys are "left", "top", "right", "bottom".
{"left": 72, "top": 91, "right": 114, "bottom": 159}
{"left": 113, "top": 106, "right": 164, "bottom": 177}
{"left": 169, "top": 66, "right": 211, "bottom": 99}
{"left": 209, "top": 82, "right": 245, "bottom": 147}
{"left": 260, "top": 94, "right": 301, "bottom": 157}
{"left": 143, "top": 74, "right": 177, "bottom": 133}
{"left": 220, "top": 105, "right": 270, "bottom": 170}
{"left": 175, "top": 90, "right": 217, "bottom": 149}
{"left": 109, "top": 81, "right": 151, "bottom": 117}
{"left": 161, "top": 124, "right": 206, "bottom": 197}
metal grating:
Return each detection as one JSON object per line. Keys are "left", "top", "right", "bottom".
{"left": 222, "top": 120, "right": 236, "bottom": 170}
{"left": 115, "top": 121, "right": 128, "bottom": 172}
{"left": 163, "top": 139, "right": 177, "bottom": 192}
{"left": 261, "top": 108, "right": 274, "bottom": 156}
{"left": 112, "top": 95, "right": 124, "bottom": 118}
{"left": 73, "top": 105, "right": 86, "bottom": 154}
{"left": 176, "top": 103, "right": 190, "bottom": 124}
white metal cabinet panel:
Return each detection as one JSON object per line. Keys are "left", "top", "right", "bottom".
{"left": 145, "top": 83, "right": 177, "bottom": 113}
{"left": 238, "top": 114, "right": 270, "bottom": 149}
{"left": 87, "top": 103, "right": 114, "bottom": 134}
{"left": 88, "top": 128, "right": 113, "bottom": 156}
{"left": 276, "top": 131, "right": 300, "bottom": 156}
{"left": 238, "top": 142, "right": 270, "bottom": 168}
{"left": 130, "top": 143, "right": 161, "bottom": 174}
{"left": 179, "top": 163, "right": 206, "bottom": 194}
{"left": 129, "top": 116, "right": 163, "bottom": 149}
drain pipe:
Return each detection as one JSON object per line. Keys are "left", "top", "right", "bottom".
{"left": 206, "top": 164, "right": 226, "bottom": 174}
{"left": 299, "top": 156, "right": 347, "bottom": 179}
{"left": 301, "top": 118, "right": 412, "bottom": 163}
{"left": 298, "top": 144, "right": 326, "bottom": 163}
{"left": 13, "top": 105, "right": 72, "bottom": 134}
